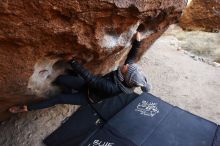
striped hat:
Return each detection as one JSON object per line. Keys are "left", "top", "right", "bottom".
{"left": 118, "top": 64, "right": 151, "bottom": 92}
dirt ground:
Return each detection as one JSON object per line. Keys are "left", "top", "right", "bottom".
{"left": 0, "top": 25, "right": 220, "bottom": 146}
{"left": 141, "top": 30, "right": 220, "bottom": 124}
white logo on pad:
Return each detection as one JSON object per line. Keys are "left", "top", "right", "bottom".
{"left": 135, "top": 100, "right": 159, "bottom": 117}
{"left": 88, "top": 139, "right": 114, "bottom": 146}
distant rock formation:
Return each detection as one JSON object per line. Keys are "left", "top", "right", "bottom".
{"left": 180, "top": 0, "right": 220, "bottom": 32}
{"left": 0, "top": 0, "right": 186, "bottom": 121}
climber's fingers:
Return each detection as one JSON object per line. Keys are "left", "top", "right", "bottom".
{"left": 64, "top": 54, "right": 75, "bottom": 62}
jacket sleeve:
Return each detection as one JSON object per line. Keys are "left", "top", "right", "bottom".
{"left": 70, "top": 61, "right": 122, "bottom": 95}
{"left": 124, "top": 40, "right": 141, "bottom": 65}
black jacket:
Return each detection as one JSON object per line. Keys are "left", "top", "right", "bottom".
{"left": 70, "top": 40, "right": 141, "bottom": 102}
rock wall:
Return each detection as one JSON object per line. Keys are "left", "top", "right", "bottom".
{"left": 180, "top": 0, "right": 220, "bottom": 32}
{"left": 0, "top": 0, "right": 186, "bottom": 121}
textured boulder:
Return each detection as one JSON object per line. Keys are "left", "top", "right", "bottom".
{"left": 180, "top": 0, "right": 220, "bottom": 32}
{"left": 0, "top": 0, "right": 186, "bottom": 121}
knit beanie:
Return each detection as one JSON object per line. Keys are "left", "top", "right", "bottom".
{"left": 119, "top": 64, "right": 151, "bottom": 92}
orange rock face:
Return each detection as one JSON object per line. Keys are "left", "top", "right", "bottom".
{"left": 180, "top": 0, "right": 220, "bottom": 32}
{"left": 0, "top": 0, "right": 186, "bottom": 121}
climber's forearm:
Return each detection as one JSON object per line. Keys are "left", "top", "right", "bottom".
{"left": 124, "top": 40, "right": 141, "bottom": 64}
{"left": 70, "top": 61, "right": 94, "bottom": 82}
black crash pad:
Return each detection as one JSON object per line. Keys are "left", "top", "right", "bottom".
{"left": 44, "top": 93, "right": 220, "bottom": 146}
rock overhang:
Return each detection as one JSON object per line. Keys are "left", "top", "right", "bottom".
{"left": 0, "top": 0, "right": 187, "bottom": 121}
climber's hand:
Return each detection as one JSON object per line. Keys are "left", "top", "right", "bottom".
{"left": 64, "top": 54, "right": 75, "bottom": 62}
{"left": 135, "top": 32, "right": 142, "bottom": 42}
{"left": 9, "top": 105, "right": 28, "bottom": 113}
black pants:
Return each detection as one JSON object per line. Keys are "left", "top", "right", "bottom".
{"left": 27, "top": 75, "right": 88, "bottom": 111}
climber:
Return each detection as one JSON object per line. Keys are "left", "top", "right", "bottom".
{"left": 9, "top": 30, "right": 151, "bottom": 113}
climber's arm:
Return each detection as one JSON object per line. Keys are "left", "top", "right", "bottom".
{"left": 124, "top": 32, "right": 142, "bottom": 65}
{"left": 70, "top": 61, "right": 121, "bottom": 95}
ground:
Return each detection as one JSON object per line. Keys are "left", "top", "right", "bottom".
{"left": 0, "top": 25, "right": 220, "bottom": 146}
